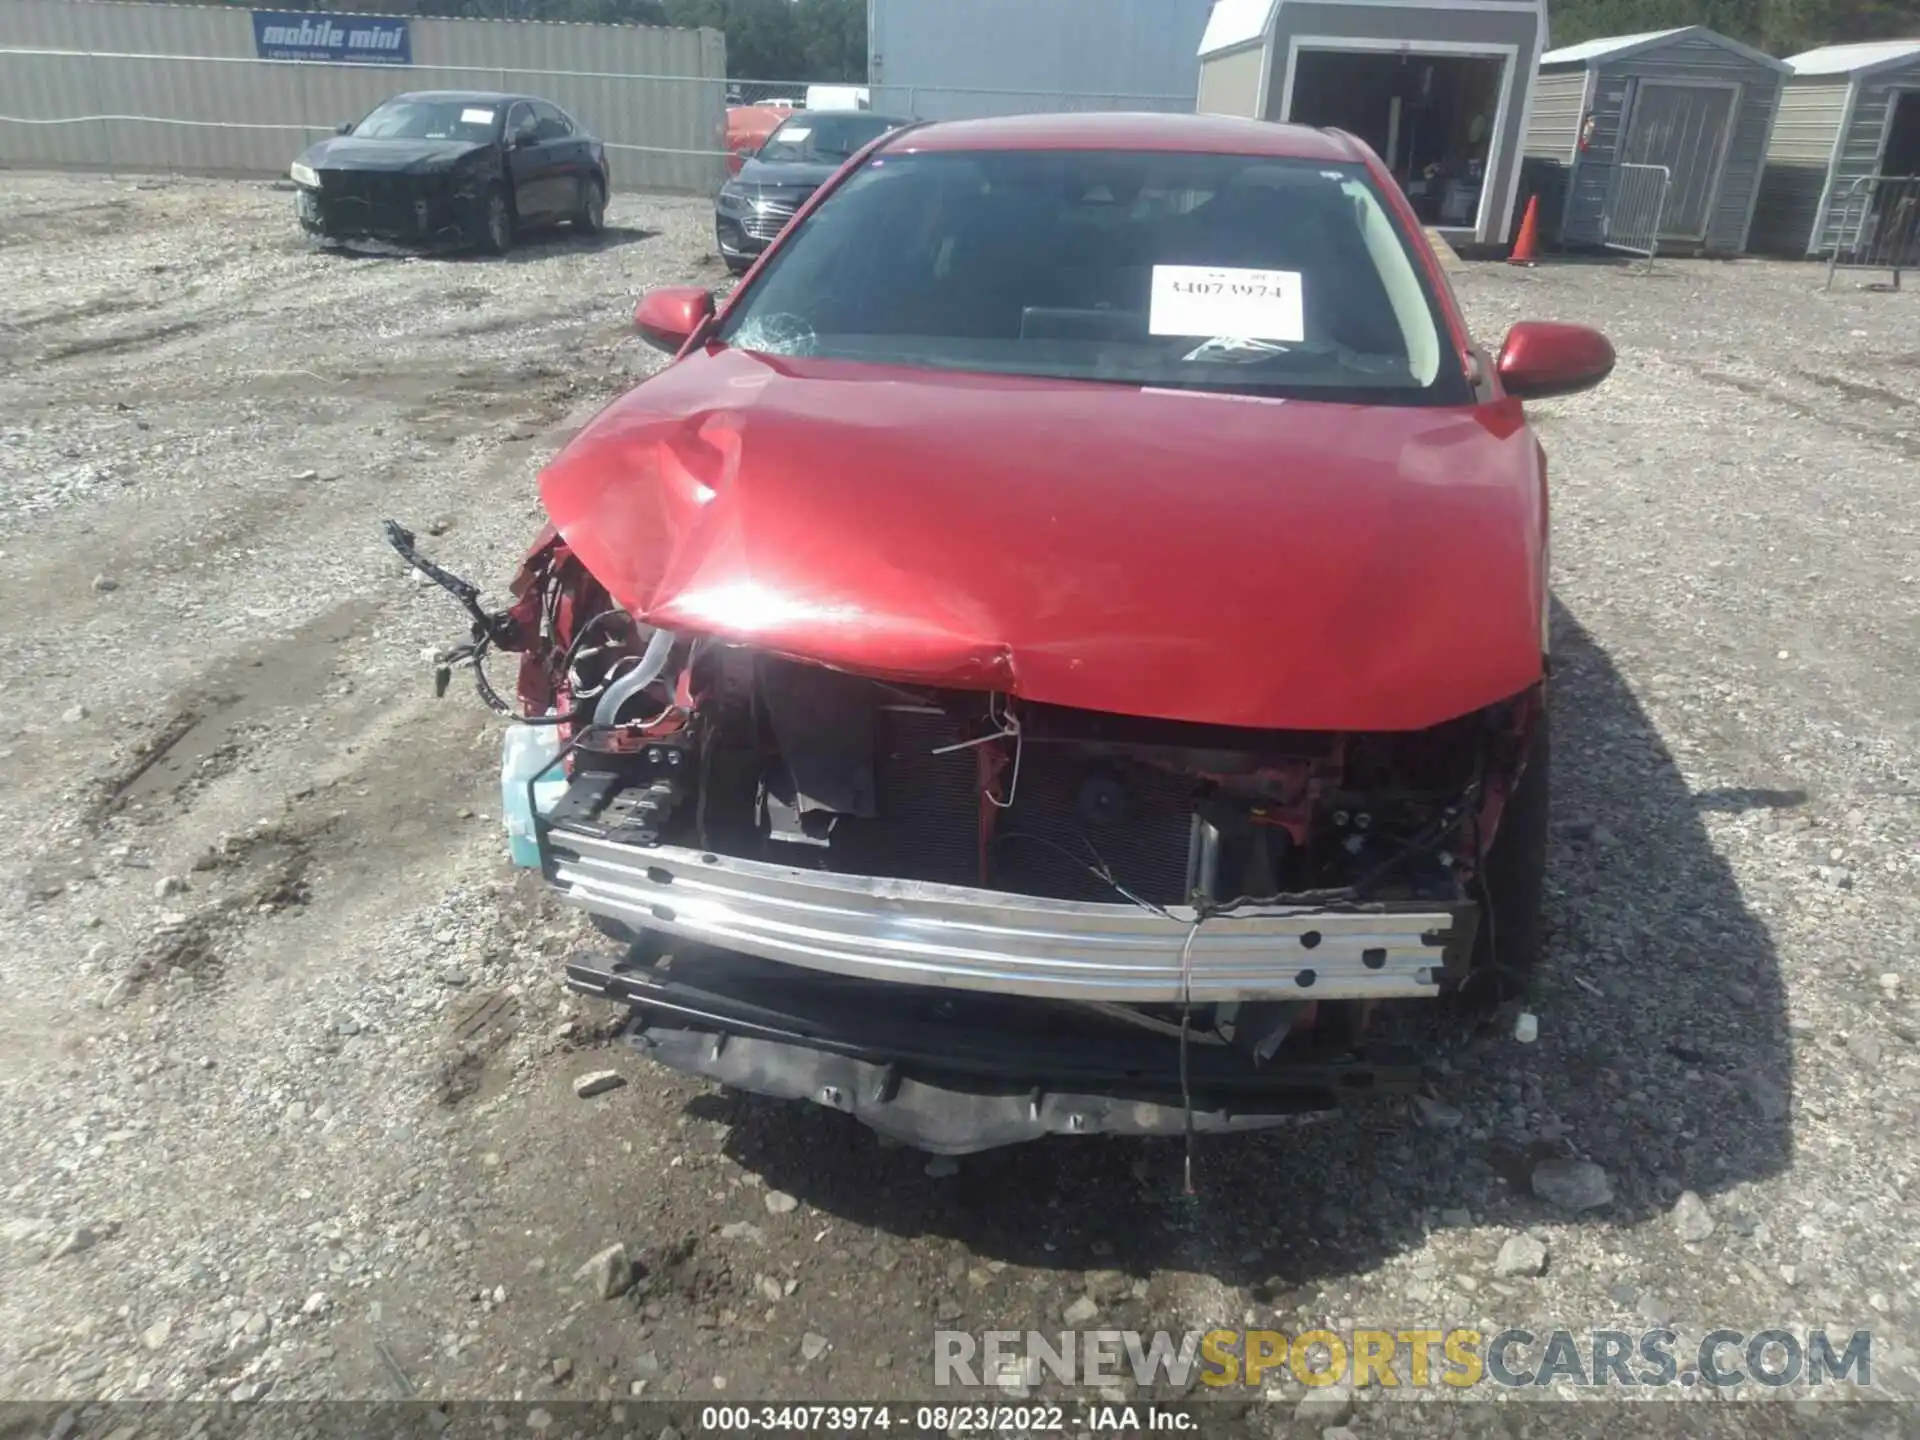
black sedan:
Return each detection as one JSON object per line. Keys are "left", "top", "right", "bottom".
{"left": 714, "top": 110, "right": 912, "bottom": 273}
{"left": 289, "top": 91, "right": 609, "bottom": 254}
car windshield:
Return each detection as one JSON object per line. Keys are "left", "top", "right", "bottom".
{"left": 718, "top": 149, "right": 1465, "bottom": 404}
{"left": 756, "top": 114, "right": 898, "bottom": 164}
{"left": 353, "top": 99, "right": 499, "bottom": 143}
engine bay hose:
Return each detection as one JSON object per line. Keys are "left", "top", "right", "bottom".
{"left": 591, "top": 625, "right": 676, "bottom": 729}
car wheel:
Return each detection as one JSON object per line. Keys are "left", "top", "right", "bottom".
{"left": 1456, "top": 710, "right": 1549, "bottom": 1008}
{"left": 573, "top": 177, "right": 607, "bottom": 235}
{"left": 724, "top": 255, "right": 752, "bottom": 276}
{"left": 478, "top": 187, "right": 514, "bottom": 255}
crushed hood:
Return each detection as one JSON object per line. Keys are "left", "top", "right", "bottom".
{"left": 301, "top": 137, "right": 490, "bottom": 174}
{"left": 538, "top": 346, "right": 1546, "bottom": 732}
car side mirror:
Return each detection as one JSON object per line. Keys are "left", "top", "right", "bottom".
{"left": 634, "top": 286, "right": 716, "bottom": 354}
{"left": 1496, "top": 322, "right": 1615, "bottom": 401}
{"left": 335, "top": 121, "right": 353, "bottom": 135}
{"left": 512, "top": 129, "right": 537, "bottom": 149}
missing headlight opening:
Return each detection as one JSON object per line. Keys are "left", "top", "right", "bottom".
{"left": 388, "top": 516, "right": 1547, "bottom": 1162}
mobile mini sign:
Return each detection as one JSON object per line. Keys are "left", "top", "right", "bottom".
{"left": 251, "top": 11, "right": 413, "bottom": 65}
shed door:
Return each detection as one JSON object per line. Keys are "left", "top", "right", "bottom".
{"left": 1620, "top": 80, "right": 1739, "bottom": 241}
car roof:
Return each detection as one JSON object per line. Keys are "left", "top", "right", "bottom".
{"left": 389, "top": 90, "right": 528, "bottom": 106}
{"left": 886, "top": 111, "right": 1367, "bottom": 163}
{"left": 778, "top": 110, "right": 914, "bottom": 125}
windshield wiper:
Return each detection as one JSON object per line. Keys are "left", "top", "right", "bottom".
{"left": 1180, "top": 336, "right": 1291, "bottom": 364}
{"left": 1180, "top": 336, "right": 1403, "bottom": 378}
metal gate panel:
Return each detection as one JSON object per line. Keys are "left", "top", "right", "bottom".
{"left": 1620, "top": 80, "right": 1739, "bottom": 242}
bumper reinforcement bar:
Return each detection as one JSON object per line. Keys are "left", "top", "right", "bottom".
{"left": 546, "top": 830, "right": 1469, "bottom": 1004}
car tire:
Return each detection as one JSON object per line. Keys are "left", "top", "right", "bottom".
{"left": 724, "top": 255, "right": 752, "bottom": 276}
{"left": 1457, "top": 711, "right": 1549, "bottom": 1008}
{"left": 478, "top": 186, "right": 514, "bottom": 255}
{"left": 573, "top": 176, "right": 607, "bottom": 236}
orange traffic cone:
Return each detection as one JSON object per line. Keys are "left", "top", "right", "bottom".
{"left": 1508, "top": 194, "right": 1541, "bottom": 266}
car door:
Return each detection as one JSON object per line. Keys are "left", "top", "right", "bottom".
{"left": 530, "top": 101, "right": 589, "bottom": 212}
{"left": 503, "top": 101, "right": 554, "bottom": 220}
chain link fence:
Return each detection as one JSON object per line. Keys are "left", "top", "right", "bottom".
{"left": 1824, "top": 174, "right": 1920, "bottom": 292}
{"left": 726, "top": 79, "right": 815, "bottom": 108}
{"left": 1600, "top": 162, "right": 1672, "bottom": 274}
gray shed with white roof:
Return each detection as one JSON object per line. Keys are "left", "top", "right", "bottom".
{"left": 1750, "top": 39, "right": 1920, "bottom": 257}
{"left": 1195, "top": 0, "right": 1547, "bottom": 247}
{"left": 1520, "top": 26, "right": 1788, "bottom": 254}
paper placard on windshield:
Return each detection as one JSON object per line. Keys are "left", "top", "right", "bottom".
{"left": 460, "top": 107, "right": 495, "bottom": 125}
{"left": 777, "top": 126, "right": 812, "bottom": 141}
{"left": 1149, "top": 265, "right": 1304, "bottom": 343}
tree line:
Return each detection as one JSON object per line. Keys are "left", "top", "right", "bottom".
{"left": 1550, "top": 0, "right": 1918, "bottom": 56}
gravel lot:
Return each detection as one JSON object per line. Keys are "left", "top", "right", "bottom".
{"left": 2, "top": 171, "right": 1917, "bottom": 1431}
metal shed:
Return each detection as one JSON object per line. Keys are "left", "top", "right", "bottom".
{"left": 1520, "top": 27, "right": 1787, "bottom": 255}
{"left": 1750, "top": 39, "right": 1920, "bottom": 257}
{"left": 1194, "top": 0, "right": 1548, "bottom": 247}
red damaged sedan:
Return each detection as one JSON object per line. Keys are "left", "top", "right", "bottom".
{"left": 396, "top": 113, "right": 1612, "bottom": 1155}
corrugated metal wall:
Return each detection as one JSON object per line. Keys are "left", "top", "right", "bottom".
{"left": 1750, "top": 77, "right": 1850, "bottom": 255}
{"left": 0, "top": 0, "right": 727, "bottom": 192}
{"left": 1523, "top": 67, "right": 1587, "bottom": 160}
{"left": 1552, "top": 34, "right": 1784, "bottom": 254}
{"left": 868, "top": 0, "right": 1212, "bottom": 120}
{"left": 1518, "top": 68, "right": 1585, "bottom": 242}
{"left": 1815, "top": 60, "right": 1920, "bottom": 252}
{"left": 1196, "top": 43, "right": 1264, "bottom": 117}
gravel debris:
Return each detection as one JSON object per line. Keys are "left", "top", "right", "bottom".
{"left": 574, "top": 1244, "right": 634, "bottom": 1301}
{"left": 45, "top": 1223, "right": 117, "bottom": 1262}
{"left": 1293, "top": 1383, "right": 1354, "bottom": 1425}
{"left": 763, "top": 1190, "right": 799, "bottom": 1215}
{"left": 1412, "top": 1094, "right": 1464, "bottom": 1129}
{"left": 1493, "top": 1233, "right": 1548, "bottom": 1278}
{"left": 571, "top": 1069, "right": 625, "bottom": 1098}
{"left": 1671, "top": 1189, "right": 1715, "bottom": 1243}
{"left": 1530, "top": 1158, "right": 1613, "bottom": 1212}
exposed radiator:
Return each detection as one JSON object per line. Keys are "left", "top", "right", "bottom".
{"left": 815, "top": 705, "right": 981, "bottom": 886}
{"left": 992, "top": 752, "right": 1198, "bottom": 907}
{"left": 780, "top": 700, "right": 1198, "bottom": 909}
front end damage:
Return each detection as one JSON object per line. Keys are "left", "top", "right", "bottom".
{"left": 295, "top": 168, "right": 493, "bottom": 251}
{"left": 403, "top": 523, "right": 1544, "bottom": 1154}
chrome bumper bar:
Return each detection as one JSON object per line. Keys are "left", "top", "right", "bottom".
{"left": 547, "top": 831, "right": 1467, "bottom": 1003}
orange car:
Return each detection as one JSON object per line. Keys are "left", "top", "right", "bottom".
{"left": 724, "top": 103, "right": 796, "bottom": 176}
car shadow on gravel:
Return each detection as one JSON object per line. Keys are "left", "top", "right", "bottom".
{"left": 308, "top": 227, "right": 659, "bottom": 264}
{"left": 699, "top": 599, "right": 1794, "bottom": 1300}
{"left": 1522, "top": 251, "right": 1694, "bottom": 277}
{"left": 491, "top": 225, "right": 660, "bottom": 263}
